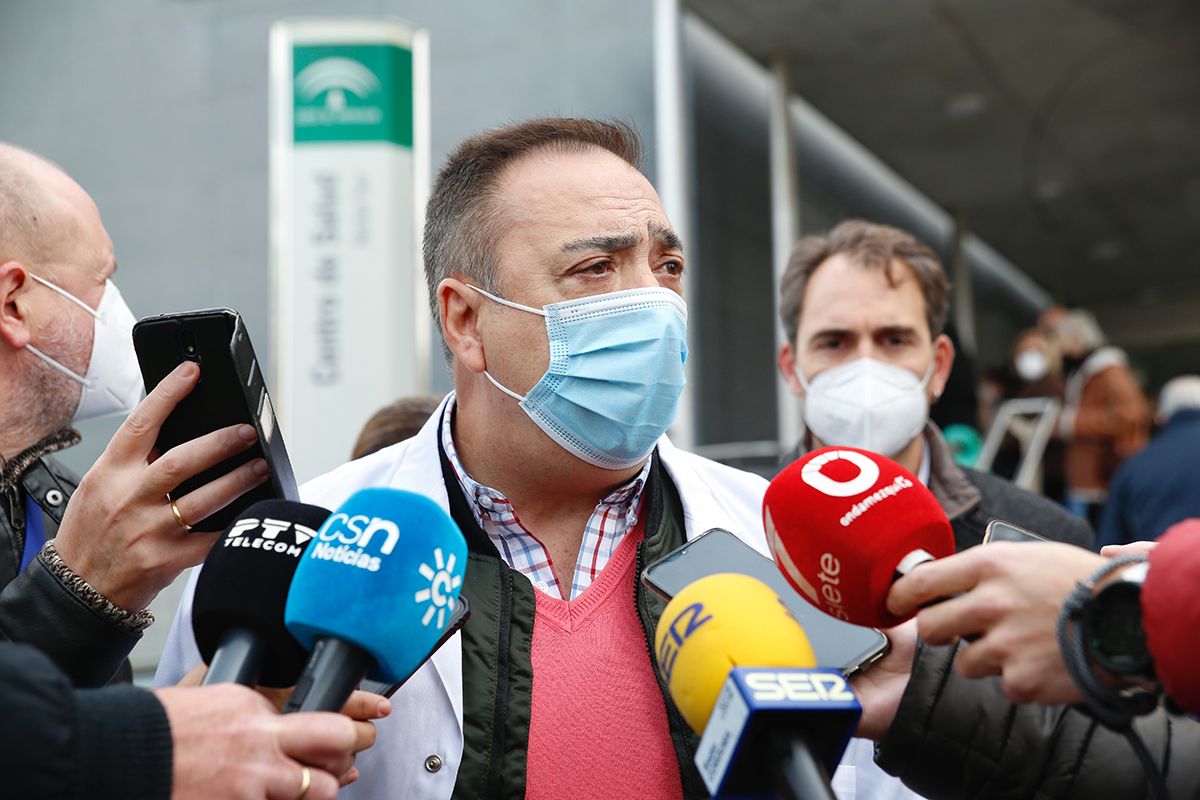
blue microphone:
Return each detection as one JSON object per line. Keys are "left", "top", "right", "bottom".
{"left": 283, "top": 488, "right": 468, "bottom": 712}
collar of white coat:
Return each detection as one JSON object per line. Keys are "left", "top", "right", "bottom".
{"left": 301, "top": 391, "right": 769, "bottom": 737}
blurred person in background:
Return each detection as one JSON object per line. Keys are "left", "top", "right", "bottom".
{"left": 1098, "top": 375, "right": 1200, "bottom": 549}
{"left": 1049, "top": 309, "right": 1150, "bottom": 527}
{"left": 350, "top": 393, "right": 444, "bottom": 460}
{"left": 999, "top": 327, "right": 1067, "bottom": 501}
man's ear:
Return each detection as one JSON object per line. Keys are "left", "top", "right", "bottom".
{"left": 929, "top": 333, "right": 956, "bottom": 401}
{"left": 439, "top": 277, "right": 487, "bottom": 373}
{"left": 778, "top": 339, "right": 805, "bottom": 398}
{"left": 0, "top": 261, "right": 34, "bottom": 350}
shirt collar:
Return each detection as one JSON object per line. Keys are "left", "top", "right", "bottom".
{"left": 437, "top": 396, "right": 651, "bottom": 534}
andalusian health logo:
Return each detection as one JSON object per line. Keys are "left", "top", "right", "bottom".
{"left": 291, "top": 43, "right": 413, "bottom": 146}
{"left": 294, "top": 56, "right": 383, "bottom": 127}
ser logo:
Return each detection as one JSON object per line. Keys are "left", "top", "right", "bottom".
{"left": 744, "top": 671, "right": 856, "bottom": 703}
{"left": 222, "top": 517, "right": 314, "bottom": 558}
{"left": 309, "top": 513, "right": 400, "bottom": 573}
{"left": 656, "top": 602, "right": 713, "bottom": 684}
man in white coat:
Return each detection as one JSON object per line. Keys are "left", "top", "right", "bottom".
{"left": 157, "top": 119, "right": 912, "bottom": 799}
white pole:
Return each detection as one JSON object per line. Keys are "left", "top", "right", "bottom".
{"left": 655, "top": 0, "right": 695, "bottom": 450}
{"left": 770, "top": 58, "right": 802, "bottom": 450}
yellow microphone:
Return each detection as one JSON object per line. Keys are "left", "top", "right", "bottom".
{"left": 655, "top": 572, "right": 815, "bottom": 732}
{"left": 654, "top": 572, "right": 860, "bottom": 799}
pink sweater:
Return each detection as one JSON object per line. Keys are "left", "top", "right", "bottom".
{"left": 525, "top": 525, "right": 684, "bottom": 800}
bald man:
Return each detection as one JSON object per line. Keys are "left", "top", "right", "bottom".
{"left": 0, "top": 144, "right": 268, "bottom": 685}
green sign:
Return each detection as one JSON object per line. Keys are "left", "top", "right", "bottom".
{"left": 292, "top": 43, "right": 413, "bottom": 146}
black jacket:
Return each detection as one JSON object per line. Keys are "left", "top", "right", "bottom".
{"left": 0, "top": 641, "right": 172, "bottom": 798}
{"left": 885, "top": 427, "right": 1199, "bottom": 798}
{"left": 0, "top": 431, "right": 141, "bottom": 686}
{"left": 788, "top": 426, "right": 1200, "bottom": 798}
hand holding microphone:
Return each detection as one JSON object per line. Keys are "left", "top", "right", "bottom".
{"left": 887, "top": 541, "right": 1118, "bottom": 706}
{"left": 762, "top": 446, "right": 953, "bottom": 740}
{"left": 655, "top": 573, "right": 860, "bottom": 800}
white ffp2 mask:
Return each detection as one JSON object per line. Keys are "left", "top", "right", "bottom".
{"left": 797, "top": 357, "right": 933, "bottom": 458}
{"left": 25, "top": 275, "right": 143, "bottom": 422}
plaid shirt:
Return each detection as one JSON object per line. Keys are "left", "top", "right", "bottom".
{"left": 440, "top": 398, "right": 650, "bottom": 600}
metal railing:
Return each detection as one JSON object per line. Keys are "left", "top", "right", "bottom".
{"left": 975, "top": 397, "right": 1061, "bottom": 493}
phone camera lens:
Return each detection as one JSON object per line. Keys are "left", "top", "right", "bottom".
{"left": 179, "top": 330, "right": 200, "bottom": 362}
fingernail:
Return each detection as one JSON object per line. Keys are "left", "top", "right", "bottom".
{"left": 378, "top": 698, "right": 392, "bottom": 717}
{"left": 252, "top": 459, "right": 268, "bottom": 476}
{"left": 238, "top": 424, "right": 257, "bottom": 442}
{"left": 175, "top": 361, "right": 197, "bottom": 379}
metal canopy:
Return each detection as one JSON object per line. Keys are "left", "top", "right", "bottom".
{"left": 686, "top": 0, "right": 1200, "bottom": 354}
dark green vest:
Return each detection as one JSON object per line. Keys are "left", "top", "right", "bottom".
{"left": 438, "top": 441, "right": 709, "bottom": 799}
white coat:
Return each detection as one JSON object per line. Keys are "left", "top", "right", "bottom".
{"left": 155, "top": 395, "right": 920, "bottom": 800}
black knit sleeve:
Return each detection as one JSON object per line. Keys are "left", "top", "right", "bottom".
{"left": 0, "top": 642, "right": 172, "bottom": 799}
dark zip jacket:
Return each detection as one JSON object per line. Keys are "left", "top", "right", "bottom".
{"left": 0, "top": 430, "right": 140, "bottom": 686}
{"left": 788, "top": 425, "right": 1200, "bottom": 798}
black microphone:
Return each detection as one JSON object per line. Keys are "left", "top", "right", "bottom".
{"left": 282, "top": 488, "right": 468, "bottom": 712}
{"left": 192, "top": 500, "right": 330, "bottom": 687}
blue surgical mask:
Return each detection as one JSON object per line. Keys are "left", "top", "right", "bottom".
{"left": 468, "top": 285, "right": 688, "bottom": 470}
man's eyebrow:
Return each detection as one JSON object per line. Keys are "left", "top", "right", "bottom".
{"left": 561, "top": 230, "right": 643, "bottom": 254}
{"left": 807, "top": 327, "right": 854, "bottom": 343}
{"left": 875, "top": 325, "right": 920, "bottom": 338}
{"left": 650, "top": 223, "right": 683, "bottom": 253}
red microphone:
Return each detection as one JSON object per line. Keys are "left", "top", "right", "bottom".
{"left": 763, "top": 446, "right": 954, "bottom": 628}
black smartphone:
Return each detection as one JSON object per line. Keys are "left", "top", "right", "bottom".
{"left": 359, "top": 596, "right": 472, "bottom": 698}
{"left": 133, "top": 308, "right": 298, "bottom": 532}
{"left": 982, "top": 519, "right": 1050, "bottom": 545}
{"left": 642, "top": 529, "right": 889, "bottom": 676}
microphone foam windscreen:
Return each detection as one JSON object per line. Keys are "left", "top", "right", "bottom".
{"left": 284, "top": 487, "right": 468, "bottom": 683}
{"left": 654, "top": 573, "right": 815, "bottom": 733}
{"left": 192, "top": 499, "right": 330, "bottom": 686}
{"left": 764, "top": 446, "right": 954, "bottom": 628}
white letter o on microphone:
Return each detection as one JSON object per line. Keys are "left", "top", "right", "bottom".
{"left": 801, "top": 450, "right": 880, "bottom": 498}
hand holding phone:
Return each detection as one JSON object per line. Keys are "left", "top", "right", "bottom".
{"left": 53, "top": 362, "right": 270, "bottom": 612}
{"left": 134, "top": 308, "right": 298, "bottom": 532}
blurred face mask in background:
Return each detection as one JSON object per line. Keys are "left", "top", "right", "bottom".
{"left": 1014, "top": 349, "right": 1050, "bottom": 383}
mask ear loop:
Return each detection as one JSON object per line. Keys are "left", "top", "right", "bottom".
{"left": 464, "top": 284, "right": 544, "bottom": 403}
{"left": 25, "top": 345, "right": 91, "bottom": 387}
{"left": 464, "top": 284, "right": 547, "bottom": 317}
{"left": 24, "top": 273, "right": 97, "bottom": 388}
{"left": 27, "top": 274, "right": 102, "bottom": 319}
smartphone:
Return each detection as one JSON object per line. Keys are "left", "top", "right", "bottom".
{"left": 982, "top": 519, "right": 1050, "bottom": 545}
{"left": 359, "top": 596, "right": 472, "bottom": 697}
{"left": 642, "top": 529, "right": 889, "bottom": 676}
{"left": 133, "top": 308, "right": 298, "bottom": 532}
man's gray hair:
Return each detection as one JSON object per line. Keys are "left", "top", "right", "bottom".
{"left": 422, "top": 118, "right": 642, "bottom": 361}
{"left": 1158, "top": 375, "right": 1200, "bottom": 422}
